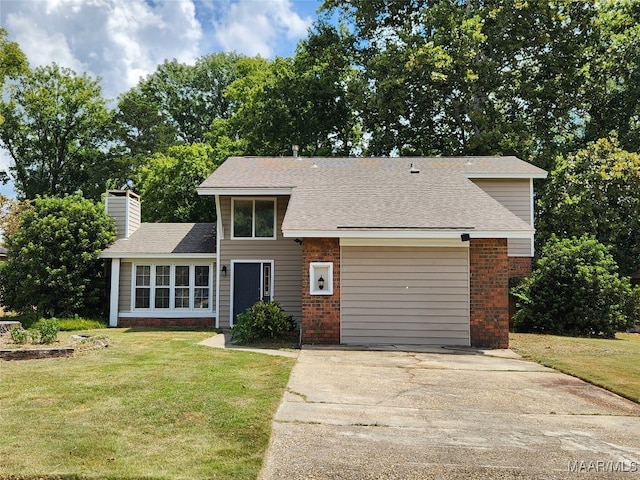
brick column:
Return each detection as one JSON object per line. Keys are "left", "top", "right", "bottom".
{"left": 301, "top": 238, "right": 340, "bottom": 344}
{"left": 469, "top": 238, "right": 509, "bottom": 348}
{"left": 508, "top": 257, "right": 533, "bottom": 279}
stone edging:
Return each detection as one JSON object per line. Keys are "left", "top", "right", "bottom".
{"left": 0, "top": 347, "right": 74, "bottom": 360}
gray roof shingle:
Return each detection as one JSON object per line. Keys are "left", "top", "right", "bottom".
{"left": 199, "top": 156, "right": 545, "bottom": 236}
{"left": 101, "top": 223, "right": 215, "bottom": 257}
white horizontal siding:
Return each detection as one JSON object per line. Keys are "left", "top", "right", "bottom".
{"left": 341, "top": 246, "right": 469, "bottom": 346}
{"left": 471, "top": 178, "right": 532, "bottom": 256}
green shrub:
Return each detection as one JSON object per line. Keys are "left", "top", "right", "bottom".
{"left": 27, "top": 328, "right": 40, "bottom": 344}
{"left": 9, "top": 326, "right": 28, "bottom": 344}
{"left": 33, "top": 318, "right": 60, "bottom": 344}
{"left": 512, "top": 235, "right": 640, "bottom": 337}
{"left": 231, "top": 300, "right": 296, "bottom": 344}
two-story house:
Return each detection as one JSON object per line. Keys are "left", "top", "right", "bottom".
{"left": 101, "top": 156, "right": 546, "bottom": 348}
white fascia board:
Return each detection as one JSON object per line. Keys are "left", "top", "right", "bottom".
{"left": 283, "top": 229, "right": 534, "bottom": 239}
{"left": 341, "top": 238, "right": 470, "bottom": 248}
{"left": 197, "top": 187, "right": 293, "bottom": 196}
{"left": 465, "top": 172, "right": 547, "bottom": 179}
{"left": 99, "top": 252, "right": 217, "bottom": 259}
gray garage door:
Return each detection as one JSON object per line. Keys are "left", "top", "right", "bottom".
{"left": 341, "top": 246, "right": 470, "bottom": 346}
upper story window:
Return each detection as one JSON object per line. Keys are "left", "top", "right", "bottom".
{"left": 232, "top": 198, "right": 276, "bottom": 239}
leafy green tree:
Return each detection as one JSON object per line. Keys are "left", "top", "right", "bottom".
{"left": 320, "top": 1, "right": 597, "bottom": 166}
{"left": 223, "top": 25, "right": 361, "bottom": 157}
{"left": 117, "top": 52, "right": 245, "bottom": 149}
{"left": 537, "top": 136, "right": 640, "bottom": 274}
{"left": 512, "top": 236, "right": 639, "bottom": 337}
{"left": 0, "top": 63, "right": 113, "bottom": 200}
{"left": 583, "top": 1, "right": 640, "bottom": 151}
{"left": 135, "top": 143, "right": 218, "bottom": 223}
{"left": 0, "top": 28, "right": 27, "bottom": 126}
{"left": 0, "top": 194, "right": 116, "bottom": 317}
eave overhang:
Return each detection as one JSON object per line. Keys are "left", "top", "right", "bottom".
{"left": 99, "top": 252, "right": 217, "bottom": 260}
{"left": 281, "top": 229, "right": 534, "bottom": 239}
{"left": 197, "top": 187, "right": 293, "bottom": 196}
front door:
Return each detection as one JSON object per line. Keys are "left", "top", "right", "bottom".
{"left": 232, "top": 262, "right": 272, "bottom": 323}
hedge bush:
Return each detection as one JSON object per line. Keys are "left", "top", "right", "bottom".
{"left": 512, "top": 235, "right": 640, "bottom": 337}
{"left": 231, "top": 300, "right": 296, "bottom": 344}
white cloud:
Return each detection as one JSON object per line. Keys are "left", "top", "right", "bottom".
{"left": 210, "top": 0, "right": 313, "bottom": 57}
{"left": 2, "top": 0, "right": 203, "bottom": 100}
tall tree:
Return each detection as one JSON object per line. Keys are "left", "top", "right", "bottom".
{"left": 583, "top": 1, "right": 640, "bottom": 152}
{"left": 117, "top": 52, "right": 245, "bottom": 151}
{"left": 0, "top": 63, "right": 113, "bottom": 200}
{"left": 0, "top": 28, "right": 27, "bottom": 127}
{"left": 135, "top": 143, "right": 219, "bottom": 223}
{"left": 320, "top": 1, "right": 596, "bottom": 167}
{"left": 536, "top": 136, "right": 640, "bottom": 274}
{"left": 223, "top": 24, "right": 361, "bottom": 156}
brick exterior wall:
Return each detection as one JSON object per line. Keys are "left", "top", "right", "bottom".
{"left": 301, "top": 238, "right": 340, "bottom": 344}
{"left": 117, "top": 317, "right": 216, "bottom": 328}
{"left": 509, "top": 256, "right": 533, "bottom": 279}
{"left": 469, "top": 238, "right": 510, "bottom": 348}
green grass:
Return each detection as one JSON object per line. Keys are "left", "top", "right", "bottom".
{"left": 0, "top": 329, "right": 295, "bottom": 479}
{"left": 57, "top": 317, "right": 107, "bottom": 331}
{"left": 510, "top": 332, "right": 640, "bottom": 404}
{"left": 2, "top": 313, "right": 107, "bottom": 331}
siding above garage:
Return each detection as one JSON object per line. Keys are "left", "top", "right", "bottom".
{"left": 470, "top": 178, "right": 533, "bottom": 256}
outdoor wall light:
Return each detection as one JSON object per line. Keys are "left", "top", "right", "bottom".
{"left": 221, "top": 265, "right": 227, "bottom": 276}
{"left": 318, "top": 275, "right": 325, "bottom": 290}
{"left": 461, "top": 233, "right": 470, "bottom": 242}
{"left": 295, "top": 238, "right": 303, "bottom": 245}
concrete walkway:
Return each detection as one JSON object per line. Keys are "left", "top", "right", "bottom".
{"left": 198, "top": 332, "right": 299, "bottom": 358}
{"left": 259, "top": 347, "right": 640, "bottom": 479}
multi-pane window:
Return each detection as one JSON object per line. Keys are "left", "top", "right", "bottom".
{"left": 175, "top": 266, "right": 190, "bottom": 308}
{"left": 195, "top": 266, "right": 210, "bottom": 309}
{"left": 232, "top": 198, "right": 275, "bottom": 239}
{"left": 135, "top": 266, "right": 151, "bottom": 308}
{"left": 155, "top": 265, "right": 170, "bottom": 308}
{"left": 133, "top": 264, "right": 212, "bottom": 311}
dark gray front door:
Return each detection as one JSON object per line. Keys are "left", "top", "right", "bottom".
{"left": 233, "top": 262, "right": 266, "bottom": 323}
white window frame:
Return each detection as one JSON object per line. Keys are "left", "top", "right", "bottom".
{"left": 131, "top": 263, "right": 213, "bottom": 313}
{"left": 231, "top": 197, "right": 277, "bottom": 240}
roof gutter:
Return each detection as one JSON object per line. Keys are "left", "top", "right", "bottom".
{"left": 281, "top": 229, "right": 535, "bottom": 239}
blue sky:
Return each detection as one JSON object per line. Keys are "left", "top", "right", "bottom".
{"left": 0, "top": 0, "right": 325, "bottom": 197}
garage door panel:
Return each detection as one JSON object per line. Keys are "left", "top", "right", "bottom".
{"left": 345, "top": 293, "right": 469, "bottom": 303}
{"left": 341, "top": 246, "right": 469, "bottom": 346}
{"left": 342, "top": 308, "right": 470, "bottom": 317}
{"left": 343, "top": 322, "right": 469, "bottom": 332}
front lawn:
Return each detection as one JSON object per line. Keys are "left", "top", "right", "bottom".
{"left": 510, "top": 332, "right": 640, "bottom": 404}
{"left": 0, "top": 329, "right": 295, "bottom": 479}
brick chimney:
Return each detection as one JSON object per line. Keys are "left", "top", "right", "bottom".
{"left": 105, "top": 190, "right": 141, "bottom": 239}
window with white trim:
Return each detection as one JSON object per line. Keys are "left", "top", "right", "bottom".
{"left": 133, "top": 264, "right": 212, "bottom": 311}
{"left": 232, "top": 198, "right": 276, "bottom": 239}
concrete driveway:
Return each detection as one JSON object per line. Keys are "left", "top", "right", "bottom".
{"left": 259, "top": 347, "right": 640, "bottom": 479}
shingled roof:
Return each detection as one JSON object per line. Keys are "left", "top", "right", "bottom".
{"left": 101, "top": 223, "right": 216, "bottom": 258}
{"left": 198, "top": 156, "right": 546, "bottom": 238}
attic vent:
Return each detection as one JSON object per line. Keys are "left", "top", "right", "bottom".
{"left": 410, "top": 163, "right": 420, "bottom": 174}
{"left": 292, "top": 145, "right": 299, "bottom": 157}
